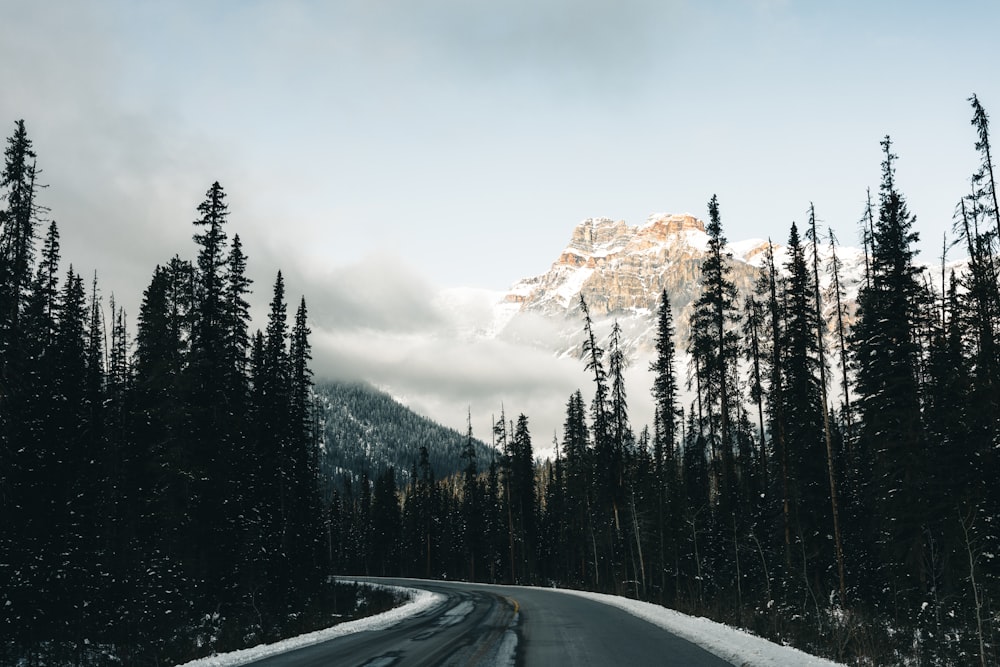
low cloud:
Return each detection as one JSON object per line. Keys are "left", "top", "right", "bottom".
{"left": 313, "top": 325, "right": 588, "bottom": 457}
{"left": 292, "top": 253, "right": 444, "bottom": 334}
{"left": 306, "top": 259, "right": 658, "bottom": 458}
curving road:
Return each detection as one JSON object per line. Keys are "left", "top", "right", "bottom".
{"left": 247, "top": 577, "right": 733, "bottom": 666}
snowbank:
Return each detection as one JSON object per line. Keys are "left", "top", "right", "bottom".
{"left": 175, "top": 580, "right": 842, "bottom": 667}
{"left": 554, "top": 588, "right": 844, "bottom": 667}
{"left": 175, "top": 584, "right": 443, "bottom": 667}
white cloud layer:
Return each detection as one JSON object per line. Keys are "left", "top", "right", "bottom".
{"left": 302, "top": 255, "right": 658, "bottom": 456}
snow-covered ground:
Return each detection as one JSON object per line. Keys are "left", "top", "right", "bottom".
{"left": 174, "top": 585, "right": 444, "bottom": 667}
{"left": 554, "top": 588, "right": 844, "bottom": 667}
{"left": 176, "top": 581, "right": 843, "bottom": 667}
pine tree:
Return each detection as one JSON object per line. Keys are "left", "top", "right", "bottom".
{"left": 579, "top": 296, "right": 620, "bottom": 587}
{"left": 757, "top": 240, "right": 793, "bottom": 561}
{"left": 806, "top": 206, "right": 848, "bottom": 605}
{"left": 132, "top": 259, "right": 196, "bottom": 639}
{"left": 190, "top": 182, "right": 229, "bottom": 362}
{"left": 256, "top": 271, "right": 293, "bottom": 616}
{"left": 289, "top": 297, "right": 312, "bottom": 444}
{"left": 223, "top": 233, "right": 252, "bottom": 410}
{"left": 510, "top": 413, "right": 536, "bottom": 583}
{"left": 970, "top": 94, "right": 1000, "bottom": 242}
{"left": 186, "top": 181, "right": 245, "bottom": 607}
{"left": 925, "top": 274, "right": 973, "bottom": 492}
{"left": 562, "top": 390, "right": 595, "bottom": 586}
{"left": 460, "top": 411, "right": 482, "bottom": 580}
{"left": 779, "top": 220, "right": 829, "bottom": 603}
{"left": 607, "top": 319, "right": 630, "bottom": 530}
{"left": 540, "top": 436, "right": 569, "bottom": 584}
{"left": 960, "top": 98, "right": 1000, "bottom": 533}
{"left": 579, "top": 295, "right": 611, "bottom": 502}
{"left": 825, "top": 228, "right": 854, "bottom": 441}
{"left": 742, "top": 292, "right": 766, "bottom": 484}
{"left": 0, "top": 126, "right": 44, "bottom": 622}
{"left": 483, "top": 447, "right": 505, "bottom": 583}
{"left": 688, "top": 195, "right": 741, "bottom": 519}
{"left": 650, "top": 290, "right": 680, "bottom": 600}
{"left": 852, "top": 136, "right": 929, "bottom": 607}
{"left": 47, "top": 269, "right": 91, "bottom": 642}
{"left": 0, "top": 120, "right": 43, "bottom": 351}
{"left": 288, "top": 296, "right": 323, "bottom": 597}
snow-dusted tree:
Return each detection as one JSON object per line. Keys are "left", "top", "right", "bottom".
{"left": 851, "top": 136, "right": 929, "bottom": 606}
{"left": 688, "top": 195, "right": 741, "bottom": 519}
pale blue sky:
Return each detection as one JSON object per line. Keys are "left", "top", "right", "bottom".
{"left": 3, "top": 1, "right": 999, "bottom": 439}
{"left": 5, "top": 1, "right": 997, "bottom": 297}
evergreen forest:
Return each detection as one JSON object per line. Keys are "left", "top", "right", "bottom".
{"left": 4, "top": 95, "right": 1000, "bottom": 666}
{"left": 0, "top": 122, "right": 396, "bottom": 665}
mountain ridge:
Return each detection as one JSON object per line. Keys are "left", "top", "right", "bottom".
{"left": 485, "top": 212, "right": 871, "bottom": 357}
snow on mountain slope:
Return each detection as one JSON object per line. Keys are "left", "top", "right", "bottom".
{"left": 439, "top": 212, "right": 879, "bottom": 358}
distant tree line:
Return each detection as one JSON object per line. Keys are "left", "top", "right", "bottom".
{"left": 0, "top": 121, "right": 340, "bottom": 665}
{"left": 327, "top": 96, "right": 1000, "bottom": 666}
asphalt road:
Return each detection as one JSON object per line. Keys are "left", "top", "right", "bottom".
{"left": 247, "top": 577, "right": 734, "bottom": 667}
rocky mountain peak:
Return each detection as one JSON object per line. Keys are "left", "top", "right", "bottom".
{"left": 559, "top": 213, "right": 707, "bottom": 269}
{"left": 496, "top": 211, "right": 870, "bottom": 357}
{"left": 640, "top": 212, "right": 706, "bottom": 237}
{"left": 507, "top": 212, "right": 727, "bottom": 321}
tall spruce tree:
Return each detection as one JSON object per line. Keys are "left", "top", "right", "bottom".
{"left": 510, "top": 414, "right": 536, "bottom": 583}
{"left": 688, "top": 195, "right": 741, "bottom": 518}
{"left": 562, "top": 389, "right": 595, "bottom": 586}
{"left": 607, "top": 319, "right": 630, "bottom": 527}
{"left": 187, "top": 181, "right": 242, "bottom": 603}
{"left": 779, "top": 221, "right": 828, "bottom": 600}
{"left": 288, "top": 296, "right": 323, "bottom": 596}
{"left": 0, "top": 120, "right": 42, "bottom": 352}
{"left": 579, "top": 295, "right": 611, "bottom": 500}
{"left": 851, "top": 136, "right": 929, "bottom": 607}
{"left": 757, "top": 240, "right": 793, "bottom": 560}
{"left": 825, "top": 228, "right": 854, "bottom": 441}
{"left": 0, "top": 125, "right": 43, "bottom": 617}
{"left": 460, "top": 411, "right": 482, "bottom": 580}
{"left": 256, "top": 271, "right": 293, "bottom": 614}
{"left": 806, "top": 206, "right": 848, "bottom": 605}
{"left": 961, "top": 97, "right": 1000, "bottom": 527}
{"left": 650, "top": 289, "right": 680, "bottom": 599}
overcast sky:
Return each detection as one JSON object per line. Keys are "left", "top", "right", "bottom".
{"left": 3, "top": 1, "right": 999, "bottom": 449}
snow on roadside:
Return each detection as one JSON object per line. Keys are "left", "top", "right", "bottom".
{"left": 174, "top": 579, "right": 842, "bottom": 667}
{"left": 175, "top": 584, "right": 443, "bottom": 667}
{"left": 554, "top": 588, "right": 844, "bottom": 667}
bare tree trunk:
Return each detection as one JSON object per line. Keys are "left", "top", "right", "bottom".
{"left": 959, "top": 507, "right": 987, "bottom": 667}
{"left": 828, "top": 228, "right": 854, "bottom": 444}
{"left": 631, "top": 489, "right": 646, "bottom": 597}
{"left": 586, "top": 494, "right": 599, "bottom": 588}
{"left": 689, "top": 509, "right": 704, "bottom": 606}
{"left": 861, "top": 189, "right": 875, "bottom": 291}
{"left": 733, "top": 515, "right": 742, "bottom": 613}
{"left": 809, "top": 206, "right": 847, "bottom": 606}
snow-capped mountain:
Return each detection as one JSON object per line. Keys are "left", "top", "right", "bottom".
{"left": 478, "top": 212, "right": 871, "bottom": 356}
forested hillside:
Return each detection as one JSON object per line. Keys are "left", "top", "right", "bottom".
{"left": 315, "top": 380, "right": 493, "bottom": 484}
